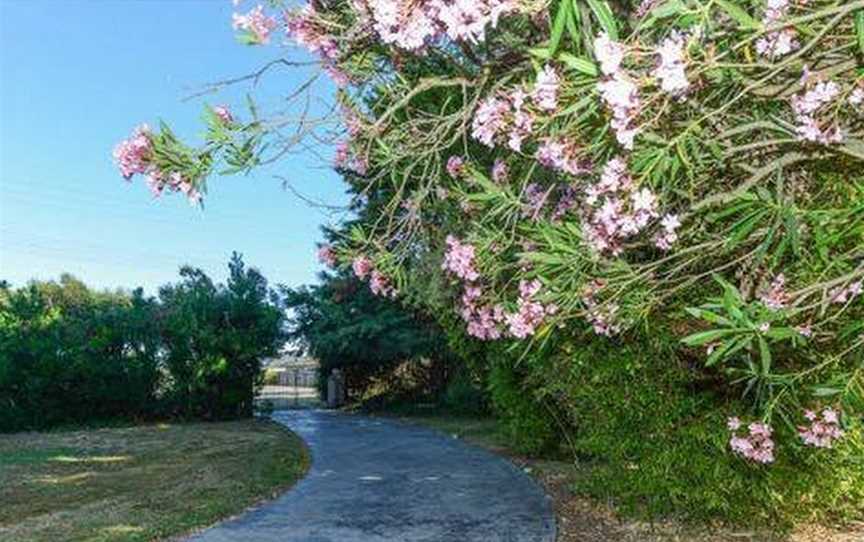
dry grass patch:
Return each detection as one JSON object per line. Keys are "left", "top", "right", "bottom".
{"left": 0, "top": 419, "right": 309, "bottom": 542}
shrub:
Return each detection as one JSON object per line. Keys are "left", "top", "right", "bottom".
{"left": 0, "top": 254, "right": 284, "bottom": 432}
{"left": 441, "top": 372, "right": 488, "bottom": 416}
{"left": 113, "top": 0, "right": 864, "bottom": 529}
{"left": 539, "top": 335, "right": 864, "bottom": 528}
{"left": 488, "top": 361, "right": 558, "bottom": 457}
{"left": 262, "top": 369, "right": 281, "bottom": 386}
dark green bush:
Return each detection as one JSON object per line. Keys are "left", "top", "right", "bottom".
{"left": 538, "top": 336, "right": 864, "bottom": 529}
{"left": 487, "top": 361, "right": 558, "bottom": 456}
{"left": 441, "top": 372, "right": 488, "bottom": 416}
{"left": 0, "top": 254, "right": 284, "bottom": 432}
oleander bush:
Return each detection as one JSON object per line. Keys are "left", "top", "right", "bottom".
{"left": 116, "top": 0, "right": 864, "bottom": 527}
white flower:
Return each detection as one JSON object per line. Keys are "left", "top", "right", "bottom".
{"left": 661, "top": 213, "right": 681, "bottom": 232}
{"left": 631, "top": 188, "right": 657, "bottom": 213}
{"left": 594, "top": 32, "right": 624, "bottom": 75}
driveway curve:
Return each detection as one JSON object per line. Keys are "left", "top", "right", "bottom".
{"left": 189, "top": 409, "right": 555, "bottom": 542}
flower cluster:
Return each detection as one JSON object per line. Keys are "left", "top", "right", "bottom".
{"left": 446, "top": 155, "right": 466, "bottom": 178}
{"left": 582, "top": 279, "right": 620, "bottom": 336}
{"left": 442, "top": 235, "right": 479, "bottom": 281}
{"left": 114, "top": 125, "right": 153, "bottom": 180}
{"left": 460, "top": 284, "right": 506, "bottom": 340}
{"left": 791, "top": 79, "right": 843, "bottom": 144}
{"left": 595, "top": 33, "right": 640, "bottom": 149}
{"left": 352, "top": 255, "right": 373, "bottom": 279}
{"left": 654, "top": 213, "right": 681, "bottom": 251}
{"left": 535, "top": 138, "right": 585, "bottom": 175}
{"left": 113, "top": 125, "right": 201, "bottom": 204}
{"left": 285, "top": 5, "right": 350, "bottom": 85}
{"left": 334, "top": 141, "right": 369, "bottom": 175}
{"left": 830, "top": 280, "right": 863, "bottom": 304}
{"left": 352, "top": 255, "right": 397, "bottom": 297}
{"left": 505, "top": 279, "right": 556, "bottom": 338}
{"left": 799, "top": 408, "right": 844, "bottom": 448}
{"left": 728, "top": 417, "right": 776, "bottom": 464}
{"left": 850, "top": 87, "right": 864, "bottom": 107}
{"left": 755, "top": 0, "right": 799, "bottom": 60}
{"left": 232, "top": 4, "right": 278, "bottom": 45}
{"left": 471, "top": 73, "right": 563, "bottom": 153}
{"left": 532, "top": 65, "right": 560, "bottom": 111}
{"left": 582, "top": 158, "right": 662, "bottom": 255}
{"left": 653, "top": 35, "right": 689, "bottom": 96}
{"left": 317, "top": 244, "right": 337, "bottom": 267}
{"left": 369, "top": 269, "right": 398, "bottom": 298}
{"left": 759, "top": 273, "right": 789, "bottom": 310}
{"left": 368, "top": 0, "right": 518, "bottom": 51}
{"left": 443, "top": 236, "right": 553, "bottom": 340}
{"left": 471, "top": 95, "right": 511, "bottom": 147}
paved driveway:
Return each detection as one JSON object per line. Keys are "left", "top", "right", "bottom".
{"left": 188, "top": 410, "right": 555, "bottom": 542}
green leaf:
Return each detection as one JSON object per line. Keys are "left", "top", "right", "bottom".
{"left": 558, "top": 53, "right": 599, "bottom": 76}
{"left": 548, "top": 0, "right": 572, "bottom": 56}
{"left": 758, "top": 336, "right": 771, "bottom": 375}
{"left": 651, "top": 0, "right": 685, "bottom": 19}
{"left": 685, "top": 307, "right": 733, "bottom": 327}
{"left": 585, "top": 0, "right": 618, "bottom": 39}
{"left": 682, "top": 329, "right": 736, "bottom": 346}
{"left": 714, "top": 0, "right": 758, "bottom": 30}
{"left": 812, "top": 387, "right": 842, "bottom": 397}
{"left": 856, "top": 11, "right": 864, "bottom": 55}
{"left": 528, "top": 47, "right": 553, "bottom": 60}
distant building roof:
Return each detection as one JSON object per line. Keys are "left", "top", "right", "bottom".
{"left": 263, "top": 354, "right": 318, "bottom": 369}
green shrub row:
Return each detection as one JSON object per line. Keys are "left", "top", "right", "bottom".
{"left": 0, "top": 254, "right": 284, "bottom": 432}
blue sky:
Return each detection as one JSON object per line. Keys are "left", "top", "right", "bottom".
{"left": 0, "top": 0, "right": 348, "bottom": 293}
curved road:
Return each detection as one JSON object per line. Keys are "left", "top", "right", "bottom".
{"left": 189, "top": 409, "right": 555, "bottom": 542}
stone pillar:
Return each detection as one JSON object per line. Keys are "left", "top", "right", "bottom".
{"left": 326, "top": 369, "right": 345, "bottom": 408}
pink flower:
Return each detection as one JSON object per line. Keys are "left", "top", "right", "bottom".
{"left": 492, "top": 159, "right": 509, "bottom": 183}
{"left": 593, "top": 32, "right": 624, "bottom": 76}
{"left": 597, "top": 73, "right": 641, "bottom": 149}
{"left": 532, "top": 64, "right": 560, "bottom": 111}
{"left": 791, "top": 80, "right": 843, "bottom": 145}
{"left": 728, "top": 418, "right": 775, "bottom": 464}
{"left": 113, "top": 125, "right": 153, "bottom": 180}
{"left": 654, "top": 35, "right": 689, "bottom": 96}
{"left": 654, "top": 213, "right": 681, "bottom": 250}
{"left": 796, "top": 324, "right": 812, "bottom": 337}
{"left": 759, "top": 274, "right": 789, "bottom": 310}
{"left": 442, "top": 235, "right": 480, "bottom": 282}
{"left": 830, "top": 281, "right": 863, "bottom": 304}
{"left": 317, "top": 244, "right": 337, "bottom": 267}
{"left": 369, "top": 270, "right": 398, "bottom": 298}
{"left": 435, "top": 0, "right": 519, "bottom": 45}
{"left": 446, "top": 156, "right": 465, "bottom": 178}
{"left": 799, "top": 407, "right": 844, "bottom": 448}
{"left": 471, "top": 95, "right": 510, "bottom": 147}
{"left": 352, "top": 256, "right": 373, "bottom": 279}
{"left": 232, "top": 4, "right": 278, "bottom": 45}
{"left": 535, "top": 138, "right": 584, "bottom": 175}
{"left": 213, "top": 105, "right": 234, "bottom": 124}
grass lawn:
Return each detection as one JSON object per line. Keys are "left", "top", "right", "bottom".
{"left": 382, "top": 409, "right": 864, "bottom": 542}
{"left": 0, "top": 419, "right": 310, "bottom": 542}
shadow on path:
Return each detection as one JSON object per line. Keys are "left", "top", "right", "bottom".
{"left": 188, "top": 409, "right": 555, "bottom": 542}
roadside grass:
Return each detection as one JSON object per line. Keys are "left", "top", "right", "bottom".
{"left": 0, "top": 419, "right": 310, "bottom": 542}
{"left": 385, "top": 408, "right": 864, "bottom": 542}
